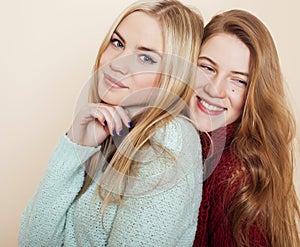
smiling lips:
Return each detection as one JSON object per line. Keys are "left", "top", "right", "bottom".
{"left": 104, "top": 73, "right": 128, "bottom": 89}
{"left": 196, "top": 96, "right": 226, "bottom": 115}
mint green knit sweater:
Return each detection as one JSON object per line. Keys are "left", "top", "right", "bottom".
{"left": 19, "top": 117, "right": 202, "bottom": 247}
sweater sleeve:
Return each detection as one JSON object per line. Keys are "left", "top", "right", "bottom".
{"left": 107, "top": 118, "right": 203, "bottom": 247}
{"left": 18, "top": 134, "right": 100, "bottom": 247}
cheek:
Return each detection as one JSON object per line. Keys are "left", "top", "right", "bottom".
{"left": 231, "top": 90, "right": 247, "bottom": 113}
{"left": 99, "top": 54, "right": 108, "bottom": 68}
{"left": 133, "top": 73, "right": 159, "bottom": 88}
{"left": 99, "top": 47, "right": 113, "bottom": 67}
{"left": 196, "top": 70, "right": 211, "bottom": 88}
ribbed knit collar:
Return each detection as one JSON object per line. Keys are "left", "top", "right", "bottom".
{"left": 200, "top": 121, "right": 240, "bottom": 180}
{"left": 200, "top": 121, "right": 239, "bottom": 158}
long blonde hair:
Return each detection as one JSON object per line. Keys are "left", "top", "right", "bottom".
{"left": 81, "top": 0, "right": 203, "bottom": 209}
{"left": 203, "top": 9, "right": 300, "bottom": 247}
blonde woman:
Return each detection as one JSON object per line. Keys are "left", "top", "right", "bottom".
{"left": 19, "top": 0, "right": 204, "bottom": 246}
{"left": 190, "top": 9, "right": 300, "bottom": 247}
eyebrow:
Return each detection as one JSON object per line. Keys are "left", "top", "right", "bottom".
{"left": 199, "top": 56, "right": 249, "bottom": 77}
{"left": 199, "top": 56, "right": 216, "bottom": 66}
{"left": 114, "top": 30, "right": 125, "bottom": 44}
{"left": 113, "top": 30, "right": 162, "bottom": 58}
{"left": 137, "top": 46, "right": 162, "bottom": 58}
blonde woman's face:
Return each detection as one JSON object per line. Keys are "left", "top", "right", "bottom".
{"left": 189, "top": 33, "right": 250, "bottom": 131}
{"left": 98, "top": 11, "right": 163, "bottom": 106}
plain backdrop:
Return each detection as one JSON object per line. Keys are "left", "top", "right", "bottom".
{"left": 1, "top": 0, "right": 300, "bottom": 245}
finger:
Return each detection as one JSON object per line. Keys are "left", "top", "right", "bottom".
{"left": 92, "top": 104, "right": 107, "bottom": 127}
{"left": 96, "top": 107, "right": 116, "bottom": 136}
{"left": 104, "top": 106, "right": 124, "bottom": 136}
{"left": 93, "top": 119, "right": 110, "bottom": 143}
{"left": 114, "top": 106, "right": 132, "bottom": 128}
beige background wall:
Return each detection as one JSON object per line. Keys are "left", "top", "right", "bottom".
{"left": 1, "top": 0, "right": 299, "bottom": 245}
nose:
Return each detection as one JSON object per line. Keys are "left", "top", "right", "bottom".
{"left": 204, "top": 75, "right": 226, "bottom": 98}
{"left": 109, "top": 55, "right": 130, "bottom": 75}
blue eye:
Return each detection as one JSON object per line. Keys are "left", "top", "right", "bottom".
{"left": 111, "top": 39, "right": 124, "bottom": 48}
{"left": 139, "top": 54, "right": 156, "bottom": 64}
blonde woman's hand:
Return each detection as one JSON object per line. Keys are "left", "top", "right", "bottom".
{"left": 67, "top": 103, "right": 132, "bottom": 147}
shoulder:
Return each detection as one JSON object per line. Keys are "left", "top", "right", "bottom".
{"left": 162, "top": 116, "right": 198, "bottom": 135}
{"left": 152, "top": 116, "right": 201, "bottom": 154}
{"left": 132, "top": 117, "right": 202, "bottom": 196}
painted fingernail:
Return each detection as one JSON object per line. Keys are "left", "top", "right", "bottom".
{"left": 128, "top": 121, "right": 133, "bottom": 128}
{"left": 112, "top": 129, "right": 116, "bottom": 136}
{"left": 118, "top": 130, "right": 123, "bottom": 136}
{"left": 103, "top": 120, "right": 107, "bottom": 126}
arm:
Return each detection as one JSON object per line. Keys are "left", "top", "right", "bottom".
{"left": 107, "top": 118, "right": 203, "bottom": 247}
{"left": 19, "top": 103, "right": 131, "bottom": 246}
{"left": 18, "top": 134, "right": 100, "bottom": 247}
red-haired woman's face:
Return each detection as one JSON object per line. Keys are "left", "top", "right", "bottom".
{"left": 189, "top": 33, "right": 250, "bottom": 131}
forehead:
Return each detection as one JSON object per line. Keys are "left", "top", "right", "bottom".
{"left": 201, "top": 33, "right": 250, "bottom": 73}
{"left": 116, "top": 11, "right": 163, "bottom": 51}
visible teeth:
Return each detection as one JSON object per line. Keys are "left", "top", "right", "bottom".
{"left": 200, "top": 99, "right": 224, "bottom": 111}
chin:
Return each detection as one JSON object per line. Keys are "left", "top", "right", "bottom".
{"left": 192, "top": 119, "right": 212, "bottom": 132}
{"left": 193, "top": 115, "right": 228, "bottom": 132}
{"left": 99, "top": 96, "right": 121, "bottom": 105}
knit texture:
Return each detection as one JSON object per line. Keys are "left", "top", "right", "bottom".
{"left": 193, "top": 122, "right": 268, "bottom": 247}
{"left": 19, "top": 117, "right": 202, "bottom": 247}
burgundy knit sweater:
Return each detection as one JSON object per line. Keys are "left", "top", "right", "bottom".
{"left": 193, "top": 122, "right": 269, "bottom": 247}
